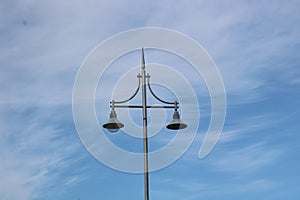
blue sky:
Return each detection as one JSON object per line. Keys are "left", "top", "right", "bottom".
{"left": 1, "top": 0, "right": 300, "bottom": 199}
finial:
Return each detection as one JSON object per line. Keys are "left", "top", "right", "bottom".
{"left": 142, "top": 48, "right": 145, "bottom": 69}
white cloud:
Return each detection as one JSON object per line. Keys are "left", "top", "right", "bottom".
{"left": 0, "top": 0, "right": 299, "bottom": 199}
{"left": 144, "top": 0, "right": 300, "bottom": 101}
{"left": 1, "top": 0, "right": 298, "bottom": 109}
{"left": 0, "top": 107, "right": 85, "bottom": 199}
{"left": 152, "top": 176, "right": 279, "bottom": 199}
{"left": 211, "top": 142, "right": 281, "bottom": 173}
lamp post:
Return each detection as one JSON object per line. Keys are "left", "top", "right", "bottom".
{"left": 103, "top": 48, "right": 187, "bottom": 200}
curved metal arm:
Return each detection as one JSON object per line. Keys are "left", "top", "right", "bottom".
{"left": 113, "top": 75, "right": 141, "bottom": 104}
{"left": 147, "top": 76, "right": 176, "bottom": 105}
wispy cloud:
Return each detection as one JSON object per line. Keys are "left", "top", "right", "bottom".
{"left": 152, "top": 176, "right": 280, "bottom": 200}
{"left": 143, "top": 0, "right": 300, "bottom": 104}
{"left": 1, "top": 0, "right": 299, "bottom": 199}
{"left": 211, "top": 142, "right": 281, "bottom": 173}
{"left": 0, "top": 105, "right": 85, "bottom": 199}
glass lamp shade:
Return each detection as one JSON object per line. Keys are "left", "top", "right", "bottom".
{"left": 166, "top": 110, "right": 187, "bottom": 130}
{"left": 103, "top": 110, "right": 124, "bottom": 133}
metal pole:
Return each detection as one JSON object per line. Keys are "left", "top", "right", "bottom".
{"left": 141, "top": 48, "right": 149, "bottom": 200}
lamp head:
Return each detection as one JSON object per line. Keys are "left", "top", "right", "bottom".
{"left": 166, "top": 110, "right": 187, "bottom": 130}
{"left": 103, "top": 110, "right": 124, "bottom": 133}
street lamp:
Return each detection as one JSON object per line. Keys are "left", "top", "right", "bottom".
{"left": 103, "top": 48, "right": 187, "bottom": 200}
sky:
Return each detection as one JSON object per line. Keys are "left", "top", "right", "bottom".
{"left": 1, "top": 0, "right": 300, "bottom": 199}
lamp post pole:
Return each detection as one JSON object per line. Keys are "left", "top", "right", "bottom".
{"left": 141, "top": 48, "right": 149, "bottom": 200}
{"left": 103, "top": 48, "right": 187, "bottom": 200}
